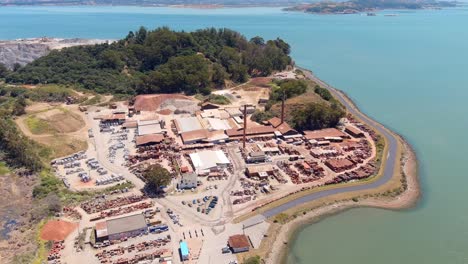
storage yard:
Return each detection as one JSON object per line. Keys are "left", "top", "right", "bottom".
{"left": 42, "top": 74, "right": 380, "bottom": 264}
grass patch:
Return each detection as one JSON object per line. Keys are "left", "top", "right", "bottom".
{"left": 195, "top": 94, "right": 231, "bottom": 105}
{"left": 110, "top": 94, "right": 133, "bottom": 102}
{"left": 34, "top": 169, "right": 135, "bottom": 204}
{"left": 31, "top": 219, "right": 48, "bottom": 264}
{"left": 45, "top": 137, "right": 88, "bottom": 160}
{"left": 25, "top": 115, "right": 54, "bottom": 135}
{"left": 24, "top": 107, "right": 85, "bottom": 135}
{"left": 27, "top": 84, "right": 83, "bottom": 103}
{"left": 12, "top": 253, "right": 35, "bottom": 264}
{"left": 273, "top": 213, "right": 289, "bottom": 224}
{"left": 242, "top": 255, "right": 261, "bottom": 264}
{"left": 80, "top": 95, "right": 102, "bottom": 106}
{"left": 207, "top": 94, "right": 231, "bottom": 105}
{"left": 0, "top": 161, "right": 10, "bottom": 175}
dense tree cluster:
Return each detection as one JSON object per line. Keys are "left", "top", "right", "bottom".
{"left": 6, "top": 27, "right": 292, "bottom": 95}
{"left": 251, "top": 109, "right": 276, "bottom": 123}
{"left": 291, "top": 102, "right": 345, "bottom": 131}
{"left": 270, "top": 79, "right": 308, "bottom": 102}
{"left": 0, "top": 117, "right": 43, "bottom": 172}
{"left": 314, "top": 85, "right": 332, "bottom": 101}
{"left": 0, "top": 86, "right": 46, "bottom": 171}
{"left": 143, "top": 164, "right": 172, "bottom": 193}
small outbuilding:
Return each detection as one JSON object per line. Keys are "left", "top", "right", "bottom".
{"left": 228, "top": 234, "right": 250, "bottom": 253}
{"left": 178, "top": 172, "right": 198, "bottom": 189}
{"left": 201, "top": 102, "right": 220, "bottom": 110}
{"left": 179, "top": 241, "right": 189, "bottom": 261}
{"left": 246, "top": 151, "right": 267, "bottom": 164}
{"left": 345, "top": 125, "right": 364, "bottom": 138}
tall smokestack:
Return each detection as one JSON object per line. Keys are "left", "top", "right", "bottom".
{"left": 243, "top": 105, "right": 247, "bottom": 149}
{"left": 281, "top": 92, "right": 285, "bottom": 125}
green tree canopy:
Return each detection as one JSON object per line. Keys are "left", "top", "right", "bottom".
{"left": 6, "top": 27, "right": 292, "bottom": 95}
{"left": 142, "top": 164, "right": 172, "bottom": 193}
{"left": 292, "top": 102, "right": 345, "bottom": 131}
{"left": 314, "top": 85, "right": 333, "bottom": 101}
{"left": 270, "top": 79, "right": 308, "bottom": 102}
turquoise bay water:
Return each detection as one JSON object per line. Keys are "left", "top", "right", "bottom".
{"left": 2, "top": 6, "right": 468, "bottom": 263}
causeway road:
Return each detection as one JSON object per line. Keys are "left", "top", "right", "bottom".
{"left": 260, "top": 69, "right": 399, "bottom": 219}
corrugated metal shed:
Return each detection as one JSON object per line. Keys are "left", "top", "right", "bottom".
{"left": 174, "top": 117, "right": 203, "bottom": 133}
{"left": 106, "top": 214, "right": 147, "bottom": 236}
{"left": 206, "top": 118, "right": 231, "bottom": 130}
{"left": 189, "top": 150, "right": 230, "bottom": 172}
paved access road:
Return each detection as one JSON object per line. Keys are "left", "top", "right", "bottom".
{"left": 261, "top": 70, "right": 398, "bottom": 218}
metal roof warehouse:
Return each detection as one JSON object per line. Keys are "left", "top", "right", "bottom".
{"left": 137, "top": 119, "right": 165, "bottom": 136}
{"left": 189, "top": 150, "right": 230, "bottom": 173}
{"left": 174, "top": 116, "right": 203, "bottom": 134}
{"left": 95, "top": 214, "right": 148, "bottom": 242}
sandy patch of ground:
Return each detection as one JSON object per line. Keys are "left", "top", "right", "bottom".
{"left": 134, "top": 94, "right": 194, "bottom": 112}
{"left": 214, "top": 84, "right": 270, "bottom": 108}
{"left": 157, "top": 109, "right": 173, "bottom": 115}
{"left": 159, "top": 98, "right": 200, "bottom": 114}
{"left": 40, "top": 220, "right": 78, "bottom": 241}
{"left": 249, "top": 77, "right": 273, "bottom": 87}
{"left": 28, "top": 108, "right": 85, "bottom": 134}
{"left": 15, "top": 103, "right": 89, "bottom": 159}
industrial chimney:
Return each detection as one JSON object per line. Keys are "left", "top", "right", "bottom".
{"left": 280, "top": 92, "right": 285, "bottom": 125}
{"left": 243, "top": 105, "right": 247, "bottom": 149}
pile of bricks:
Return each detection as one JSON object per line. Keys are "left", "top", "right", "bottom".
{"left": 96, "top": 237, "right": 171, "bottom": 264}
{"left": 99, "top": 201, "right": 154, "bottom": 218}
{"left": 62, "top": 207, "right": 82, "bottom": 220}
{"left": 47, "top": 240, "right": 65, "bottom": 264}
{"left": 325, "top": 162, "right": 376, "bottom": 185}
{"left": 81, "top": 195, "right": 147, "bottom": 214}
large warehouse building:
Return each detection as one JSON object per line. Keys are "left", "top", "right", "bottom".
{"left": 95, "top": 214, "right": 148, "bottom": 242}
{"left": 189, "top": 150, "right": 230, "bottom": 174}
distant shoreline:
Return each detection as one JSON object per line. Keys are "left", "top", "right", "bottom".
{"left": 264, "top": 69, "right": 420, "bottom": 264}
{"left": 0, "top": 3, "right": 289, "bottom": 8}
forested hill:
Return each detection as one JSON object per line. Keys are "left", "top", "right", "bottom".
{"left": 5, "top": 27, "right": 292, "bottom": 95}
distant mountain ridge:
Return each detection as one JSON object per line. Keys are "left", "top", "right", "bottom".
{"left": 0, "top": 0, "right": 318, "bottom": 6}
{"left": 285, "top": 0, "right": 459, "bottom": 14}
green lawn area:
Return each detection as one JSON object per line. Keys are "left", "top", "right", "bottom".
{"left": 25, "top": 115, "right": 54, "bottom": 135}
{"left": 0, "top": 161, "right": 10, "bottom": 175}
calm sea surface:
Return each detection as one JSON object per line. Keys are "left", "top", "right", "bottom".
{"left": 1, "top": 5, "right": 468, "bottom": 264}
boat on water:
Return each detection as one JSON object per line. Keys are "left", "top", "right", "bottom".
{"left": 367, "top": 12, "right": 377, "bottom": 16}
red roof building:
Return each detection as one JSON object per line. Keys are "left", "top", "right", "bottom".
{"left": 228, "top": 234, "right": 250, "bottom": 253}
